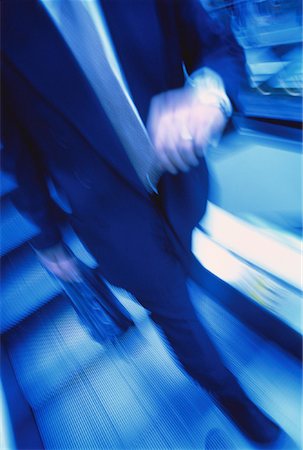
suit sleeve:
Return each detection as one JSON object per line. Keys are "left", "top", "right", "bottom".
{"left": 2, "top": 105, "right": 62, "bottom": 250}
{"left": 174, "top": 0, "right": 248, "bottom": 109}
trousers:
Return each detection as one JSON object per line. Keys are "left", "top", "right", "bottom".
{"left": 71, "top": 195, "right": 243, "bottom": 398}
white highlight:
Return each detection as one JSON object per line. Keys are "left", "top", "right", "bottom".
{"left": 192, "top": 203, "right": 302, "bottom": 334}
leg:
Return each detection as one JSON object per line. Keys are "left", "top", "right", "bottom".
{"left": 127, "top": 263, "right": 280, "bottom": 444}
{"left": 74, "top": 210, "right": 281, "bottom": 444}
{"left": 133, "top": 268, "right": 241, "bottom": 395}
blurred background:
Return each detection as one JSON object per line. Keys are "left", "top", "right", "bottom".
{"left": 1, "top": 1, "right": 302, "bottom": 449}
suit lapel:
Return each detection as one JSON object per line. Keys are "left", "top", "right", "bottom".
{"left": 2, "top": 0, "right": 147, "bottom": 196}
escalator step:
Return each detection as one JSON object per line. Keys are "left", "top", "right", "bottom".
{"left": 4, "top": 296, "right": 251, "bottom": 449}
{"left": 3, "top": 277, "right": 301, "bottom": 449}
{"left": 0, "top": 172, "right": 17, "bottom": 197}
{"left": 1, "top": 199, "right": 38, "bottom": 257}
{"left": 1, "top": 245, "right": 61, "bottom": 333}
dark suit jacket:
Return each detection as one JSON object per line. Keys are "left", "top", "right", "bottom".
{"left": 2, "top": 0, "right": 246, "bottom": 280}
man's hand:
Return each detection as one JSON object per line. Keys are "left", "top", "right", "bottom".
{"left": 147, "top": 87, "right": 227, "bottom": 174}
{"left": 36, "top": 243, "right": 82, "bottom": 282}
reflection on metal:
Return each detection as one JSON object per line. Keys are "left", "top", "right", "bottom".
{"left": 279, "top": 77, "right": 302, "bottom": 97}
{"left": 192, "top": 202, "right": 302, "bottom": 334}
{"left": 205, "top": 428, "right": 235, "bottom": 449}
{"left": 201, "top": 203, "right": 301, "bottom": 291}
{"left": 0, "top": 382, "right": 17, "bottom": 450}
{"left": 201, "top": 0, "right": 303, "bottom": 106}
{"left": 254, "top": 84, "right": 272, "bottom": 95}
{"left": 228, "top": 0, "right": 301, "bottom": 47}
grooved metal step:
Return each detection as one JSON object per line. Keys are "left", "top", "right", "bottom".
{"left": 1, "top": 245, "right": 61, "bottom": 333}
{"left": 3, "top": 286, "right": 301, "bottom": 449}
{"left": 1, "top": 198, "right": 38, "bottom": 257}
{"left": 1, "top": 171, "right": 17, "bottom": 197}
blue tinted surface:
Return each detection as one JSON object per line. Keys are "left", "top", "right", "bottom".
{"left": 1, "top": 1, "right": 302, "bottom": 448}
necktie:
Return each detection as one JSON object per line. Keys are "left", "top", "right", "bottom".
{"left": 54, "top": 0, "right": 160, "bottom": 193}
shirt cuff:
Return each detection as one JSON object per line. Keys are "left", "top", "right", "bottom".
{"left": 187, "top": 67, "right": 233, "bottom": 118}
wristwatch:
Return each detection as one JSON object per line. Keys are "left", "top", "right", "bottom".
{"left": 187, "top": 67, "right": 233, "bottom": 118}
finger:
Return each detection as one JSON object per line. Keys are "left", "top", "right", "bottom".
{"left": 187, "top": 106, "right": 210, "bottom": 156}
{"left": 41, "top": 257, "right": 81, "bottom": 282}
{"left": 153, "top": 114, "right": 181, "bottom": 174}
{"left": 42, "top": 260, "right": 71, "bottom": 281}
{"left": 193, "top": 116, "right": 222, "bottom": 153}
{"left": 189, "top": 104, "right": 225, "bottom": 155}
{"left": 158, "top": 123, "right": 191, "bottom": 172}
{"left": 158, "top": 151, "right": 179, "bottom": 174}
{"left": 174, "top": 113, "right": 200, "bottom": 167}
{"left": 162, "top": 113, "right": 197, "bottom": 171}
{"left": 165, "top": 148, "right": 190, "bottom": 172}
{"left": 191, "top": 122, "right": 209, "bottom": 157}
{"left": 58, "top": 258, "right": 83, "bottom": 282}
{"left": 154, "top": 129, "right": 179, "bottom": 174}
{"left": 177, "top": 140, "right": 200, "bottom": 167}
{"left": 207, "top": 113, "right": 226, "bottom": 147}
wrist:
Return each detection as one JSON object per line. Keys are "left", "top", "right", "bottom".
{"left": 187, "top": 68, "right": 233, "bottom": 118}
{"left": 195, "top": 88, "right": 232, "bottom": 119}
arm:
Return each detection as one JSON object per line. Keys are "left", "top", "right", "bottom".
{"left": 174, "top": 0, "right": 247, "bottom": 109}
{"left": 2, "top": 106, "right": 62, "bottom": 250}
{"left": 2, "top": 104, "right": 81, "bottom": 281}
{"left": 147, "top": 0, "right": 248, "bottom": 174}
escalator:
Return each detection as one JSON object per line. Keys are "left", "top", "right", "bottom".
{"left": 1, "top": 133, "right": 302, "bottom": 449}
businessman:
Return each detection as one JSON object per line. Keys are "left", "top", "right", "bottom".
{"left": 2, "top": 0, "right": 280, "bottom": 443}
